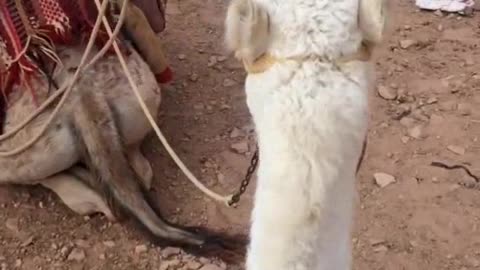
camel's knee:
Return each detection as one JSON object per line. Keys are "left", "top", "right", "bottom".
{"left": 127, "top": 145, "right": 153, "bottom": 190}
{"left": 41, "top": 170, "right": 115, "bottom": 221}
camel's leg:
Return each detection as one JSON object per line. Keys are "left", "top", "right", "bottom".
{"left": 41, "top": 166, "right": 115, "bottom": 221}
{"left": 72, "top": 89, "right": 205, "bottom": 246}
{"left": 127, "top": 145, "right": 153, "bottom": 190}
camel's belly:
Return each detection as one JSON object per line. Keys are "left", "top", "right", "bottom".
{"left": 0, "top": 125, "right": 78, "bottom": 183}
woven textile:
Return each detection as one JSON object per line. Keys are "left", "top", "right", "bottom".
{"left": 0, "top": 0, "right": 116, "bottom": 102}
{"left": 0, "top": 0, "right": 169, "bottom": 134}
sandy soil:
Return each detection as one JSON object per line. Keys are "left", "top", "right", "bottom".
{"left": 1, "top": 0, "right": 480, "bottom": 269}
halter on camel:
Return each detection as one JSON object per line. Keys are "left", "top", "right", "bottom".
{"left": 0, "top": 0, "right": 240, "bottom": 206}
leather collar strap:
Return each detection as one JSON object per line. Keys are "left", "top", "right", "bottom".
{"left": 243, "top": 42, "right": 373, "bottom": 75}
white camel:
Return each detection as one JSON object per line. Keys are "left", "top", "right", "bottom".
{"left": 225, "top": 0, "right": 386, "bottom": 269}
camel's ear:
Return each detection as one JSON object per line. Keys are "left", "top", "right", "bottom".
{"left": 224, "top": 0, "right": 270, "bottom": 64}
{"left": 358, "top": 0, "right": 387, "bottom": 44}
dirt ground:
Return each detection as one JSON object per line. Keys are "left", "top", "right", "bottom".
{"left": 1, "top": 0, "right": 480, "bottom": 269}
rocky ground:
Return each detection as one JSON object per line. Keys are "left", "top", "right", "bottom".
{"left": 1, "top": 0, "right": 480, "bottom": 269}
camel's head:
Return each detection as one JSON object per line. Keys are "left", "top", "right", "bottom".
{"left": 225, "top": 0, "right": 387, "bottom": 61}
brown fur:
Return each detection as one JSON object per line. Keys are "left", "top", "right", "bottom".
{"left": 0, "top": 45, "right": 248, "bottom": 253}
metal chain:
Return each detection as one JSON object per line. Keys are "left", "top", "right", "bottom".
{"left": 228, "top": 145, "right": 259, "bottom": 206}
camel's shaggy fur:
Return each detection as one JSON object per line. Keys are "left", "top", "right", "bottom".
{"left": 0, "top": 45, "right": 206, "bottom": 246}
{"left": 225, "top": 0, "right": 386, "bottom": 269}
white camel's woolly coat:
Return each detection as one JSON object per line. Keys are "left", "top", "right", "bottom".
{"left": 236, "top": 1, "right": 380, "bottom": 269}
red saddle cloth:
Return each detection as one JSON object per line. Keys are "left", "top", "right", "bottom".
{"left": 0, "top": 0, "right": 117, "bottom": 98}
{"left": 0, "top": 0, "right": 122, "bottom": 134}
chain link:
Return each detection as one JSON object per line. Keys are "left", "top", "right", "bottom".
{"left": 228, "top": 145, "right": 259, "bottom": 206}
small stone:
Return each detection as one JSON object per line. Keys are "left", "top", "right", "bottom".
{"left": 67, "top": 248, "right": 86, "bottom": 262}
{"left": 408, "top": 125, "right": 424, "bottom": 139}
{"left": 467, "top": 256, "right": 480, "bottom": 267}
{"left": 217, "top": 262, "right": 227, "bottom": 270}
{"left": 229, "top": 127, "right": 243, "bottom": 138}
{"left": 399, "top": 39, "right": 417, "bottom": 49}
{"left": 465, "top": 58, "right": 475, "bottom": 66}
{"left": 401, "top": 136, "right": 410, "bottom": 144}
{"left": 230, "top": 141, "right": 249, "bottom": 154}
{"left": 161, "top": 247, "right": 182, "bottom": 258}
{"left": 208, "top": 57, "right": 217, "bottom": 67}
{"left": 103, "top": 241, "right": 115, "bottom": 248}
{"left": 14, "top": 259, "right": 21, "bottom": 267}
{"left": 185, "top": 261, "right": 203, "bottom": 270}
{"left": 429, "top": 114, "right": 444, "bottom": 125}
{"left": 374, "top": 173, "right": 396, "bottom": 188}
{"left": 198, "top": 258, "right": 210, "bottom": 264}
{"left": 5, "top": 218, "right": 19, "bottom": 232}
{"left": 194, "top": 103, "right": 204, "bottom": 110}
{"left": 74, "top": 239, "right": 89, "bottom": 248}
{"left": 222, "top": 78, "right": 236, "bottom": 87}
{"left": 217, "top": 172, "right": 226, "bottom": 184}
{"left": 373, "top": 245, "right": 389, "bottom": 253}
{"left": 20, "top": 235, "right": 34, "bottom": 247}
{"left": 447, "top": 145, "right": 465, "bottom": 155}
{"left": 189, "top": 73, "right": 199, "bottom": 82}
{"left": 60, "top": 246, "right": 70, "bottom": 256}
{"left": 439, "top": 101, "right": 457, "bottom": 111}
{"left": 426, "top": 97, "right": 438, "bottom": 104}
{"left": 177, "top": 54, "right": 187, "bottom": 60}
{"left": 457, "top": 103, "right": 471, "bottom": 116}
{"left": 450, "top": 184, "right": 461, "bottom": 192}
{"left": 369, "top": 239, "right": 387, "bottom": 246}
{"left": 412, "top": 109, "right": 429, "bottom": 122}
{"left": 400, "top": 117, "right": 416, "bottom": 128}
{"left": 377, "top": 85, "right": 397, "bottom": 100}
{"left": 199, "top": 264, "right": 224, "bottom": 270}
{"left": 159, "top": 259, "right": 181, "bottom": 270}
{"left": 135, "top": 244, "right": 148, "bottom": 254}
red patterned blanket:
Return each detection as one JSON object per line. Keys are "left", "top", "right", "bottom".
{"left": 0, "top": 0, "right": 118, "bottom": 101}
{"left": 0, "top": 0, "right": 168, "bottom": 134}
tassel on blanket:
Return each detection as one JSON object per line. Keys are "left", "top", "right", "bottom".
{"left": 0, "top": 0, "right": 172, "bottom": 134}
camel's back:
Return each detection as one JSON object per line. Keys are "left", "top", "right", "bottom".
{"left": 2, "top": 45, "right": 161, "bottom": 149}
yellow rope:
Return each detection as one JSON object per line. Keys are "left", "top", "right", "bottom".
{"left": 93, "top": 0, "right": 234, "bottom": 206}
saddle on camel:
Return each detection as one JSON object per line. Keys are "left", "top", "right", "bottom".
{"left": 0, "top": 0, "right": 171, "bottom": 133}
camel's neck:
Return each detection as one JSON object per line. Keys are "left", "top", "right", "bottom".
{"left": 256, "top": 0, "right": 363, "bottom": 59}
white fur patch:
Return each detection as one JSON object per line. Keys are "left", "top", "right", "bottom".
{"left": 228, "top": 1, "right": 378, "bottom": 269}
